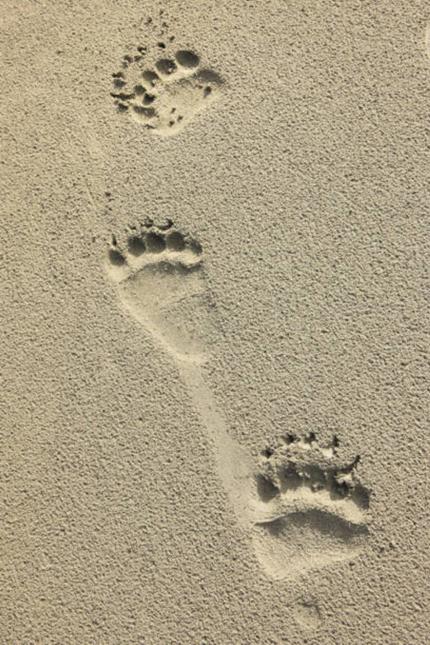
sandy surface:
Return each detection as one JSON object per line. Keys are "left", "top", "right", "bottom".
{"left": 1, "top": 1, "right": 429, "bottom": 643}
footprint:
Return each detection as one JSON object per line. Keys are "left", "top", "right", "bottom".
{"left": 291, "top": 600, "right": 322, "bottom": 631}
{"left": 251, "top": 434, "right": 370, "bottom": 579}
{"left": 111, "top": 46, "right": 223, "bottom": 136}
{"left": 105, "top": 221, "right": 219, "bottom": 362}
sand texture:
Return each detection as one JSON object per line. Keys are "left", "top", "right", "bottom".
{"left": 1, "top": 0, "right": 429, "bottom": 643}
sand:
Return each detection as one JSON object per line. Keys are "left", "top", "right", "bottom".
{"left": 1, "top": 1, "right": 429, "bottom": 643}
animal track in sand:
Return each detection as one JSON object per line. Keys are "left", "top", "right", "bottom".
{"left": 111, "top": 43, "right": 223, "bottom": 136}
{"left": 105, "top": 221, "right": 218, "bottom": 362}
{"left": 291, "top": 600, "right": 322, "bottom": 631}
{"left": 251, "top": 433, "right": 370, "bottom": 579}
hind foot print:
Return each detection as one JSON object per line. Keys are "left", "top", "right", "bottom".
{"left": 251, "top": 434, "right": 370, "bottom": 580}
{"left": 105, "top": 222, "right": 218, "bottom": 363}
{"left": 111, "top": 46, "right": 223, "bottom": 136}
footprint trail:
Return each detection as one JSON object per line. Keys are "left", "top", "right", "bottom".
{"left": 104, "top": 224, "right": 371, "bottom": 580}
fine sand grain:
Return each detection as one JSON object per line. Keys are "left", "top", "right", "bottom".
{"left": 1, "top": 1, "right": 429, "bottom": 643}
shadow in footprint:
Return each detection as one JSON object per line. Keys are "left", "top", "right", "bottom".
{"left": 257, "top": 509, "right": 369, "bottom": 541}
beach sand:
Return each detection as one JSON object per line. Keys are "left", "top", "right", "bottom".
{"left": 1, "top": 1, "right": 429, "bottom": 643}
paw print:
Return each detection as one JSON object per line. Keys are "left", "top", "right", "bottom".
{"left": 256, "top": 433, "right": 370, "bottom": 520}
{"left": 104, "top": 220, "right": 217, "bottom": 362}
{"left": 111, "top": 45, "right": 223, "bottom": 136}
{"left": 251, "top": 433, "right": 371, "bottom": 579}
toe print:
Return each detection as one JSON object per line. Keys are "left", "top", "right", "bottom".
{"left": 251, "top": 434, "right": 370, "bottom": 580}
{"left": 175, "top": 50, "right": 200, "bottom": 69}
{"left": 105, "top": 222, "right": 219, "bottom": 362}
{"left": 155, "top": 58, "right": 177, "bottom": 76}
{"left": 111, "top": 41, "right": 223, "bottom": 136}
